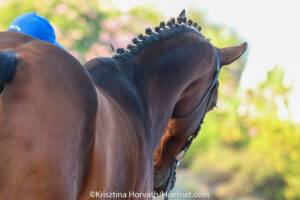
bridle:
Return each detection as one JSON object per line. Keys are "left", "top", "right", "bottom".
{"left": 155, "top": 49, "right": 221, "bottom": 198}
{"left": 176, "top": 49, "right": 221, "bottom": 163}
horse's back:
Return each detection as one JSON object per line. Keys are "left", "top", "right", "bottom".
{"left": 0, "top": 31, "right": 97, "bottom": 200}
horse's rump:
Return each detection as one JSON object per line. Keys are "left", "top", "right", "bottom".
{"left": 0, "top": 31, "right": 98, "bottom": 200}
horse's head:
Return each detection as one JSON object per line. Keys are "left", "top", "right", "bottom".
{"left": 150, "top": 10, "right": 247, "bottom": 193}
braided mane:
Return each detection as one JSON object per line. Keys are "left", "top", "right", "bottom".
{"left": 113, "top": 9, "right": 208, "bottom": 60}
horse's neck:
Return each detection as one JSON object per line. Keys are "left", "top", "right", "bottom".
{"left": 86, "top": 57, "right": 152, "bottom": 159}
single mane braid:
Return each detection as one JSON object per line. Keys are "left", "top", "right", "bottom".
{"left": 113, "top": 9, "right": 207, "bottom": 59}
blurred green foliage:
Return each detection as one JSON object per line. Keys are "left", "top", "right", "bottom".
{"left": 0, "top": 0, "right": 109, "bottom": 59}
{"left": 187, "top": 65, "right": 300, "bottom": 200}
{"left": 0, "top": 1, "right": 299, "bottom": 199}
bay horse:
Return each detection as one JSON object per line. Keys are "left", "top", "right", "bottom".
{"left": 83, "top": 10, "right": 247, "bottom": 199}
{"left": 0, "top": 31, "right": 98, "bottom": 199}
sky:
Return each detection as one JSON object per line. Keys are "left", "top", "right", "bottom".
{"left": 112, "top": 0, "right": 300, "bottom": 122}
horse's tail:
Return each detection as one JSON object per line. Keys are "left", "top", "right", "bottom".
{"left": 0, "top": 51, "right": 18, "bottom": 88}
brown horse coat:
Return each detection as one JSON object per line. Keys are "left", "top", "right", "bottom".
{"left": 0, "top": 31, "right": 97, "bottom": 200}
{"left": 82, "top": 58, "right": 153, "bottom": 199}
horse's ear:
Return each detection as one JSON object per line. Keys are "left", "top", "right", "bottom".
{"left": 219, "top": 42, "right": 247, "bottom": 66}
{"left": 179, "top": 9, "right": 186, "bottom": 17}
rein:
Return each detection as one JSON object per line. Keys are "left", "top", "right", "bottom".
{"left": 160, "top": 49, "right": 221, "bottom": 198}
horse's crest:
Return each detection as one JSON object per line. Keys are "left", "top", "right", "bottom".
{"left": 114, "top": 9, "right": 206, "bottom": 59}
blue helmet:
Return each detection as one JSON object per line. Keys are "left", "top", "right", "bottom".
{"left": 8, "top": 12, "right": 63, "bottom": 49}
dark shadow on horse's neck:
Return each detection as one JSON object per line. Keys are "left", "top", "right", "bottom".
{"left": 114, "top": 29, "right": 215, "bottom": 150}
